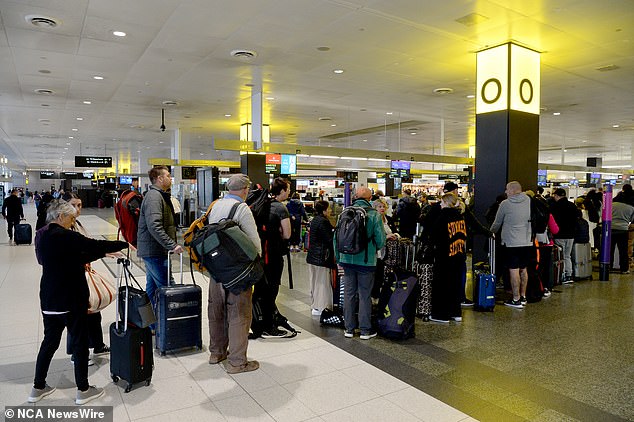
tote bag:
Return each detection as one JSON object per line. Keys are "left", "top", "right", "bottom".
{"left": 86, "top": 266, "right": 116, "bottom": 313}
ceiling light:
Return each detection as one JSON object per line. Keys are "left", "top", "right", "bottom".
{"left": 563, "top": 149, "right": 568, "bottom": 152}
{"left": 72, "top": 128, "right": 78, "bottom": 131}
{"left": 224, "top": 114, "right": 232, "bottom": 117}
{"left": 410, "top": 132, "right": 417, "bottom": 135}
{"left": 200, "top": 153, "right": 204, "bottom": 156}
{"left": 112, "top": 30, "right": 126, "bottom": 37}
{"left": 341, "top": 156, "right": 368, "bottom": 160}
{"left": 76, "top": 117, "right": 83, "bottom": 121}
{"left": 582, "top": 140, "right": 588, "bottom": 143}
{"left": 92, "top": 75, "right": 104, "bottom": 80}
{"left": 82, "top": 100, "right": 91, "bottom": 104}
{"left": 265, "top": 97, "right": 275, "bottom": 100}
{"left": 311, "top": 155, "right": 338, "bottom": 159}
{"left": 467, "top": 94, "right": 475, "bottom": 99}
{"left": 331, "top": 124, "right": 337, "bottom": 127}
{"left": 386, "top": 112, "right": 393, "bottom": 115}
{"left": 362, "top": 139, "right": 368, "bottom": 142}
{"left": 66, "top": 142, "right": 71, "bottom": 145}
{"left": 553, "top": 112, "right": 561, "bottom": 116}
{"left": 68, "top": 136, "right": 74, "bottom": 139}
{"left": 297, "top": 154, "right": 310, "bottom": 157}
{"left": 64, "top": 147, "right": 68, "bottom": 150}
{"left": 612, "top": 124, "right": 620, "bottom": 128}
{"left": 333, "top": 69, "right": 344, "bottom": 74}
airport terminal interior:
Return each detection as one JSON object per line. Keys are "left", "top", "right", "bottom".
{"left": 1, "top": 1, "right": 634, "bottom": 421}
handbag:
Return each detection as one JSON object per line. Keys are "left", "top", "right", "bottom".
{"left": 117, "top": 261, "right": 156, "bottom": 329}
{"left": 86, "top": 266, "right": 116, "bottom": 313}
{"left": 319, "top": 308, "right": 345, "bottom": 328}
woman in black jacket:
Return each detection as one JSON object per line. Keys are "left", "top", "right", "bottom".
{"left": 28, "top": 200, "right": 128, "bottom": 405}
{"left": 306, "top": 200, "right": 335, "bottom": 316}
{"left": 426, "top": 194, "right": 467, "bottom": 323}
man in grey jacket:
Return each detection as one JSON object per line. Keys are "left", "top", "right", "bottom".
{"left": 490, "top": 181, "right": 532, "bottom": 309}
{"left": 207, "top": 174, "right": 261, "bottom": 374}
{"left": 137, "top": 166, "right": 183, "bottom": 311}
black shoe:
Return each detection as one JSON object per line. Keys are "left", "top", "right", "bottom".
{"left": 461, "top": 299, "right": 474, "bottom": 307}
{"left": 261, "top": 327, "right": 289, "bottom": 338}
{"left": 519, "top": 296, "right": 527, "bottom": 306}
{"left": 504, "top": 299, "right": 524, "bottom": 309}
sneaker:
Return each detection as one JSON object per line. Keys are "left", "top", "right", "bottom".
{"left": 225, "top": 360, "right": 259, "bottom": 374}
{"left": 70, "top": 355, "right": 95, "bottom": 367}
{"left": 450, "top": 316, "right": 463, "bottom": 322}
{"left": 621, "top": 270, "right": 630, "bottom": 275}
{"left": 92, "top": 345, "right": 110, "bottom": 355}
{"left": 429, "top": 317, "right": 450, "bottom": 323}
{"left": 27, "top": 384, "right": 56, "bottom": 403}
{"left": 520, "top": 296, "right": 527, "bottom": 305}
{"left": 311, "top": 309, "right": 322, "bottom": 316}
{"left": 75, "top": 386, "right": 104, "bottom": 405}
{"left": 561, "top": 277, "right": 574, "bottom": 285}
{"left": 344, "top": 331, "right": 354, "bottom": 338}
{"left": 461, "top": 299, "right": 474, "bottom": 307}
{"left": 261, "top": 327, "right": 289, "bottom": 339}
{"left": 543, "top": 289, "right": 552, "bottom": 298}
{"left": 504, "top": 299, "right": 524, "bottom": 309}
{"left": 360, "top": 332, "right": 377, "bottom": 340}
{"left": 209, "top": 353, "right": 227, "bottom": 364}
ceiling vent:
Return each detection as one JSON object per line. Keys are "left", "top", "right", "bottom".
{"left": 25, "top": 15, "right": 60, "bottom": 28}
{"left": 162, "top": 100, "right": 178, "bottom": 106}
{"left": 318, "top": 117, "right": 332, "bottom": 121}
{"left": 596, "top": 64, "right": 619, "bottom": 72}
{"left": 230, "top": 49, "right": 257, "bottom": 59}
{"left": 34, "top": 89, "right": 54, "bottom": 95}
{"left": 455, "top": 13, "right": 489, "bottom": 27}
{"left": 433, "top": 88, "right": 454, "bottom": 94}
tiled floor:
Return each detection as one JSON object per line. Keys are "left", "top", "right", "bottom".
{"left": 0, "top": 207, "right": 474, "bottom": 422}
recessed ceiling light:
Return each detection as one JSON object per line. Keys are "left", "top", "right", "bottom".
{"left": 200, "top": 153, "right": 204, "bottom": 156}
{"left": 93, "top": 75, "right": 104, "bottom": 80}
{"left": 410, "top": 132, "right": 417, "bottom": 135}
{"left": 76, "top": 117, "right": 83, "bottom": 121}
{"left": 83, "top": 100, "right": 91, "bottom": 104}
{"left": 66, "top": 142, "right": 71, "bottom": 145}
{"left": 553, "top": 112, "right": 561, "bottom": 116}
{"left": 224, "top": 114, "right": 232, "bottom": 117}
{"left": 362, "top": 139, "right": 368, "bottom": 142}
{"left": 582, "top": 140, "right": 588, "bottom": 143}
{"left": 64, "top": 147, "right": 68, "bottom": 150}
{"left": 331, "top": 124, "right": 337, "bottom": 127}
{"left": 333, "top": 69, "right": 344, "bottom": 74}
{"left": 613, "top": 124, "right": 620, "bottom": 128}
{"left": 71, "top": 128, "right": 78, "bottom": 131}
{"left": 266, "top": 97, "right": 275, "bottom": 100}
{"left": 563, "top": 149, "right": 568, "bottom": 152}
{"left": 386, "top": 112, "right": 393, "bottom": 115}
{"left": 466, "top": 94, "right": 475, "bottom": 99}
{"left": 112, "top": 30, "right": 126, "bottom": 37}
{"left": 68, "top": 136, "right": 74, "bottom": 139}
{"left": 159, "top": 141, "right": 164, "bottom": 144}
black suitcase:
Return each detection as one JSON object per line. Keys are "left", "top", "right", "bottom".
{"left": 109, "top": 322, "right": 153, "bottom": 393}
{"left": 14, "top": 221, "right": 32, "bottom": 245}
{"left": 155, "top": 252, "right": 203, "bottom": 356}
{"left": 377, "top": 270, "right": 419, "bottom": 340}
{"left": 110, "top": 257, "right": 153, "bottom": 393}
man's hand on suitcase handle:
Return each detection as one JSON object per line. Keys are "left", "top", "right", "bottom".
{"left": 171, "top": 245, "right": 184, "bottom": 254}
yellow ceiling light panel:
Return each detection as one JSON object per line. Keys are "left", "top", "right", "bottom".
{"left": 476, "top": 42, "right": 540, "bottom": 115}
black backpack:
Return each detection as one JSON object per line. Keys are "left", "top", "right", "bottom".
{"left": 530, "top": 196, "right": 549, "bottom": 237}
{"left": 335, "top": 205, "right": 371, "bottom": 262}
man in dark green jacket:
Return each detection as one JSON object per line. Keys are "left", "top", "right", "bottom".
{"left": 334, "top": 187, "right": 386, "bottom": 339}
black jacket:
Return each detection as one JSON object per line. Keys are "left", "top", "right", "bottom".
{"left": 427, "top": 208, "right": 467, "bottom": 263}
{"left": 35, "top": 223, "right": 127, "bottom": 312}
{"left": 550, "top": 198, "right": 578, "bottom": 239}
{"left": 306, "top": 215, "right": 335, "bottom": 268}
{"left": 2, "top": 194, "right": 23, "bottom": 219}
{"left": 395, "top": 196, "right": 421, "bottom": 238}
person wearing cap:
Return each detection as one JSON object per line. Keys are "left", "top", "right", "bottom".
{"left": 395, "top": 189, "right": 421, "bottom": 239}
{"left": 137, "top": 166, "right": 183, "bottom": 322}
{"left": 550, "top": 188, "right": 579, "bottom": 284}
{"left": 206, "top": 173, "right": 261, "bottom": 374}
{"left": 421, "top": 181, "right": 491, "bottom": 306}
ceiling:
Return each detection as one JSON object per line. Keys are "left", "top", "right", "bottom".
{"left": 0, "top": 0, "right": 633, "bottom": 176}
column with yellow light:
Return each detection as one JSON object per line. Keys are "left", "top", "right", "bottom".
{"left": 473, "top": 42, "right": 540, "bottom": 263}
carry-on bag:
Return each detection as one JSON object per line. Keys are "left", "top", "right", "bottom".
{"left": 573, "top": 242, "right": 592, "bottom": 280}
{"left": 473, "top": 237, "right": 496, "bottom": 311}
{"left": 117, "top": 264, "right": 156, "bottom": 329}
{"left": 377, "top": 270, "right": 419, "bottom": 340}
{"left": 155, "top": 252, "right": 203, "bottom": 356}
{"left": 14, "top": 220, "right": 32, "bottom": 245}
{"left": 110, "top": 257, "right": 153, "bottom": 393}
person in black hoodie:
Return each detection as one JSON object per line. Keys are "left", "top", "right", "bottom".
{"left": 28, "top": 200, "right": 127, "bottom": 405}
{"left": 550, "top": 188, "right": 579, "bottom": 283}
{"left": 306, "top": 200, "right": 335, "bottom": 315}
{"left": 2, "top": 188, "right": 24, "bottom": 244}
{"left": 395, "top": 189, "right": 421, "bottom": 239}
{"left": 426, "top": 194, "right": 467, "bottom": 323}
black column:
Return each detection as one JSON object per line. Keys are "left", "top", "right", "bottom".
{"left": 240, "top": 154, "right": 268, "bottom": 189}
{"left": 472, "top": 109, "right": 539, "bottom": 264}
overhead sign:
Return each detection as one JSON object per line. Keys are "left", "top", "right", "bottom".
{"left": 390, "top": 160, "right": 411, "bottom": 178}
{"left": 39, "top": 171, "right": 57, "bottom": 179}
{"left": 75, "top": 156, "right": 113, "bottom": 167}
{"left": 476, "top": 42, "right": 540, "bottom": 115}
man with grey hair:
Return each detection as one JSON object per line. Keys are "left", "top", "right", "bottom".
{"left": 490, "top": 181, "right": 532, "bottom": 308}
{"left": 334, "top": 186, "right": 386, "bottom": 339}
{"left": 207, "top": 173, "right": 261, "bottom": 374}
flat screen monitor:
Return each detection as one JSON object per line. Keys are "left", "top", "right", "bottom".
{"left": 280, "top": 154, "right": 297, "bottom": 174}
{"left": 537, "top": 169, "right": 547, "bottom": 186}
{"left": 119, "top": 176, "right": 133, "bottom": 185}
{"left": 75, "top": 156, "right": 112, "bottom": 168}
{"left": 265, "top": 154, "right": 281, "bottom": 174}
{"left": 182, "top": 166, "right": 197, "bottom": 179}
{"left": 390, "top": 160, "right": 411, "bottom": 178}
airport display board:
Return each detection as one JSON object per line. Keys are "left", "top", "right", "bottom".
{"left": 182, "top": 166, "right": 198, "bottom": 179}
{"left": 265, "top": 154, "right": 282, "bottom": 173}
{"left": 390, "top": 160, "right": 411, "bottom": 178}
{"left": 40, "top": 171, "right": 57, "bottom": 179}
{"left": 537, "top": 169, "right": 547, "bottom": 186}
{"left": 75, "top": 156, "right": 113, "bottom": 167}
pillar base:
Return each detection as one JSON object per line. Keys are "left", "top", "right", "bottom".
{"left": 598, "top": 263, "right": 610, "bottom": 281}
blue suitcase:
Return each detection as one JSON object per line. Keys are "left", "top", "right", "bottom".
{"left": 155, "top": 253, "right": 203, "bottom": 356}
{"left": 473, "top": 238, "right": 496, "bottom": 311}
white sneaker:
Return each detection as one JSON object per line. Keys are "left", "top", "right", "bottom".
{"left": 70, "top": 355, "right": 94, "bottom": 366}
{"left": 311, "top": 309, "right": 321, "bottom": 316}
{"left": 450, "top": 316, "right": 462, "bottom": 322}
{"left": 76, "top": 386, "right": 104, "bottom": 405}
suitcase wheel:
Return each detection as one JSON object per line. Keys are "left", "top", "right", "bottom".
{"left": 125, "top": 384, "right": 133, "bottom": 393}
{"left": 160, "top": 351, "right": 166, "bottom": 356}
{"left": 145, "top": 378, "right": 151, "bottom": 386}
{"left": 111, "top": 374, "right": 119, "bottom": 383}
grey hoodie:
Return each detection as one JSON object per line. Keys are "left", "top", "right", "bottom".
{"left": 490, "top": 192, "right": 532, "bottom": 247}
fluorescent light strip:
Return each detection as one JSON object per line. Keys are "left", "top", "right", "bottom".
{"left": 602, "top": 165, "right": 632, "bottom": 168}
{"left": 340, "top": 156, "right": 368, "bottom": 160}
{"left": 311, "top": 155, "right": 338, "bottom": 159}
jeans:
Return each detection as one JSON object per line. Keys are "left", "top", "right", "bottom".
{"left": 143, "top": 256, "right": 169, "bottom": 306}
{"left": 342, "top": 267, "right": 375, "bottom": 334}
{"left": 554, "top": 238, "right": 574, "bottom": 278}
{"left": 6, "top": 216, "right": 20, "bottom": 239}
{"left": 34, "top": 312, "right": 89, "bottom": 391}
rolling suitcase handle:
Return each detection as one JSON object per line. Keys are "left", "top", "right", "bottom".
{"left": 489, "top": 236, "right": 496, "bottom": 271}
{"left": 167, "top": 250, "right": 192, "bottom": 286}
